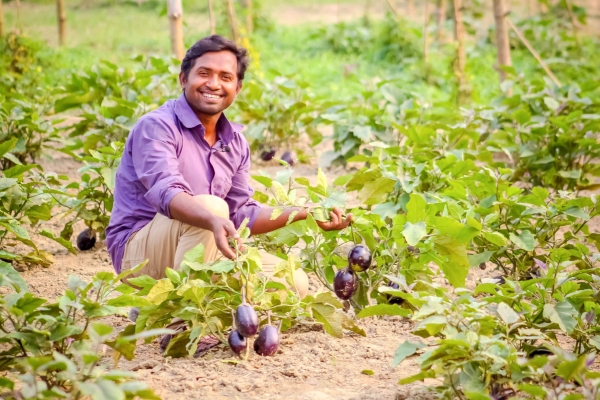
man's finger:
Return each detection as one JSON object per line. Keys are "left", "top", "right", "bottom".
{"left": 216, "top": 236, "right": 236, "bottom": 259}
{"left": 223, "top": 222, "right": 240, "bottom": 239}
{"left": 329, "top": 210, "right": 339, "bottom": 225}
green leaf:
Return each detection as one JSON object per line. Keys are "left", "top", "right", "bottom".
{"left": 392, "top": 341, "right": 426, "bottom": 368}
{"left": 77, "top": 379, "right": 125, "bottom": 400}
{"left": 518, "top": 383, "right": 547, "bottom": 397}
{"left": 544, "top": 97, "right": 560, "bottom": 111}
{"left": 402, "top": 222, "right": 427, "bottom": 246}
{"left": 509, "top": 230, "right": 535, "bottom": 251}
{"left": 399, "top": 370, "right": 435, "bottom": 384}
{"left": 564, "top": 207, "right": 590, "bottom": 220}
{"left": 40, "top": 230, "right": 77, "bottom": 255}
{"left": 0, "top": 138, "right": 18, "bottom": 158}
{"left": 543, "top": 301, "right": 578, "bottom": 334}
{"left": 439, "top": 262, "right": 468, "bottom": 288}
{"left": 468, "top": 251, "right": 493, "bottom": 267}
{"left": 0, "top": 261, "right": 28, "bottom": 292}
{"left": 358, "top": 177, "right": 395, "bottom": 206}
{"left": 146, "top": 279, "right": 174, "bottom": 305}
{"left": 357, "top": 304, "right": 411, "bottom": 319}
{"left": 482, "top": 231, "right": 508, "bottom": 247}
{"left": 0, "top": 377, "right": 14, "bottom": 390}
{"left": 361, "top": 370, "right": 374, "bottom": 375}
{"left": 3, "top": 164, "right": 38, "bottom": 178}
{"left": 311, "top": 303, "right": 343, "bottom": 338}
{"left": 556, "top": 355, "right": 587, "bottom": 382}
{"left": 316, "top": 168, "right": 328, "bottom": 196}
{"left": 497, "top": 302, "right": 520, "bottom": 325}
{"left": 406, "top": 194, "right": 427, "bottom": 223}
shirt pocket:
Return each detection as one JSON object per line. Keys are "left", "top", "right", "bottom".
{"left": 211, "top": 175, "right": 233, "bottom": 199}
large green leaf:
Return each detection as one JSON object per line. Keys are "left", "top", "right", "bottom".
{"left": 402, "top": 222, "right": 427, "bottom": 246}
{"left": 311, "top": 303, "right": 343, "bottom": 338}
{"left": 146, "top": 279, "right": 174, "bottom": 305}
{"left": 406, "top": 193, "right": 428, "bottom": 223}
{"left": 392, "top": 341, "right": 426, "bottom": 368}
{"left": 497, "top": 302, "right": 519, "bottom": 325}
{"left": 357, "top": 304, "right": 411, "bottom": 319}
{"left": 543, "top": 301, "right": 577, "bottom": 334}
{"left": 509, "top": 230, "right": 535, "bottom": 251}
{"left": 358, "top": 177, "right": 395, "bottom": 205}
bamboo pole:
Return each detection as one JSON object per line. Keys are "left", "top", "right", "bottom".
{"left": 15, "top": 0, "right": 22, "bottom": 34}
{"left": 492, "top": 0, "right": 512, "bottom": 83}
{"left": 56, "top": 0, "right": 66, "bottom": 46}
{"left": 227, "top": 0, "right": 239, "bottom": 42}
{"left": 506, "top": 17, "right": 562, "bottom": 87}
{"left": 423, "top": 0, "right": 430, "bottom": 63}
{"left": 453, "top": 0, "right": 466, "bottom": 102}
{"left": 386, "top": 0, "right": 400, "bottom": 16}
{"left": 208, "top": 0, "right": 216, "bottom": 35}
{"left": 436, "top": 0, "right": 447, "bottom": 41}
{"left": 407, "top": 0, "right": 415, "bottom": 18}
{"left": 564, "top": 0, "right": 580, "bottom": 46}
{"left": 167, "top": 0, "right": 184, "bottom": 60}
{"left": 0, "top": 0, "right": 4, "bottom": 37}
{"left": 244, "top": 0, "right": 253, "bottom": 35}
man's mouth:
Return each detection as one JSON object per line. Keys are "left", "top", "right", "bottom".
{"left": 201, "top": 93, "right": 222, "bottom": 100}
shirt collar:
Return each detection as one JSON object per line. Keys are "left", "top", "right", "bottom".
{"left": 174, "top": 93, "right": 243, "bottom": 145}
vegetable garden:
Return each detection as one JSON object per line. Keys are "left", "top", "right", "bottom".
{"left": 1, "top": 0, "right": 600, "bottom": 398}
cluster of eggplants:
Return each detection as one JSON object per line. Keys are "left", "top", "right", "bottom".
{"left": 229, "top": 299, "right": 279, "bottom": 357}
{"left": 333, "top": 245, "right": 372, "bottom": 301}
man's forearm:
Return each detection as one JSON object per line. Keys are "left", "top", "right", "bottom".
{"left": 250, "top": 207, "right": 308, "bottom": 235}
{"left": 169, "top": 192, "right": 216, "bottom": 230}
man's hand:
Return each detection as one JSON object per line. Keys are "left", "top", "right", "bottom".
{"left": 209, "top": 216, "right": 243, "bottom": 260}
{"left": 316, "top": 207, "right": 353, "bottom": 232}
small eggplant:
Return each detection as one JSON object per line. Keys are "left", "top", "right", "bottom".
{"left": 253, "top": 325, "right": 279, "bottom": 356}
{"left": 333, "top": 268, "right": 358, "bottom": 300}
{"left": 281, "top": 151, "right": 295, "bottom": 166}
{"left": 76, "top": 228, "right": 96, "bottom": 251}
{"left": 348, "top": 245, "right": 372, "bottom": 272}
{"left": 235, "top": 303, "right": 259, "bottom": 338}
{"left": 228, "top": 330, "right": 247, "bottom": 354}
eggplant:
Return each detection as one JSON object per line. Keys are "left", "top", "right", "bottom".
{"left": 76, "top": 228, "right": 96, "bottom": 251}
{"left": 348, "top": 244, "right": 372, "bottom": 272}
{"left": 253, "top": 325, "right": 279, "bottom": 356}
{"left": 228, "top": 330, "right": 247, "bottom": 354}
{"left": 407, "top": 245, "right": 420, "bottom": 255}
{"left": 333, "top": 268, "right": 358, "bottom": 300}
{"left": 235, "top": 303, "right": 259, "bottom": 337}
{"left": 260, "top": 148, "right": 276, "bottom": 161}
{"left": 386, "top": 281, "right": 404, "bottom": 305}
{"left": 281, "top": 151, "right": 295, "bottom": 166}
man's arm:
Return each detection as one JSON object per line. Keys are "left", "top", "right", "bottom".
{"left": 250, "top": 206, "right": 352, "bottom": 235}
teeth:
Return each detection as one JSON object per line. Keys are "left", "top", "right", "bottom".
{"left": 203, "top": 93, "right": 220, "bottom": 99}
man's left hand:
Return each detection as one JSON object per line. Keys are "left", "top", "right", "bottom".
{"left": 316, "top": 207, "right": 353, "bottom": 232}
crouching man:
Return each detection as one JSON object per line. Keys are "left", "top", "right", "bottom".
{"left": 105, "top": 35, "right": 351, "bottom": 352}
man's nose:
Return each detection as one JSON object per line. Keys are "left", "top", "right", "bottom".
{"left": 206, "top": 76, "right": 220, "bottom": 90}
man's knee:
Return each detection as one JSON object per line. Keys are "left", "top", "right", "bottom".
{"left": 193, "top": 194, "right": 229, "bottom": 219}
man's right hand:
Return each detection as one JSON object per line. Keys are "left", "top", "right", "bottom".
{"left": 209, "top": 216, "right": 243, "bottom": 260}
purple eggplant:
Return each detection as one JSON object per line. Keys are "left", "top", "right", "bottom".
{"left": 253, "top": 325, "right": 279, "bottom": 356}
{"left": 235, "top": 303, "right": 258, "bottom": 337}
{"left": 76, "top": 228, "right": 96, "bottom": 251}
{"left": 228, "top": 330, "right": 247, "bottom": 354}
{"left": 260, "top": 148, "right": 276, "bottom": 161}
{"left": 333, "top": 268, "right": 358, "bottom": 300}
{"left": 348, "top": 245, "right": 372, "bottom": 272}
{"left": 281, "top": 151, "right": 295, "bottom": 166}
{"left": 386, "top": 281, "right": 404, "bottom": 305}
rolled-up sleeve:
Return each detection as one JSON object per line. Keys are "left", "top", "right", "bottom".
{"left": 226, "top": 144, "right": 263, "bottom": 229}
{"left": 131, "top": 118, "right": 192, "bottom": 218}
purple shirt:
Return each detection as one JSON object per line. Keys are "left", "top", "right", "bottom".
{"left": 106, "top": 94, "right": 263, "bottom": 273}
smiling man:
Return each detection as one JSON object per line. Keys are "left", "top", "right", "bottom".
{"left": 106, "top": 36, "right": 351, "bottom": 341}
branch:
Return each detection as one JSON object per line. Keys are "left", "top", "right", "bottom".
{"left": 385, "top": 0, "right": 399, "bottom": 17}
{"left": 506, "top": 17, "right": 562, "bottom": 88}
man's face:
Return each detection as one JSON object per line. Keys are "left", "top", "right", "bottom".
{"left": 179, "top": 51, "right": 242, "bottom": 116}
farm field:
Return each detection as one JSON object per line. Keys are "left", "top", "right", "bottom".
{"left": 2, "top": 1, "right": 600, "bottom": 399}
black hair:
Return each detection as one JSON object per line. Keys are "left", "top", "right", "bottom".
{"left": 180, "top": 35, "right": 249, "bottom": 82}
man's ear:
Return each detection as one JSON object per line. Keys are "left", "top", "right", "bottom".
{"left": 235, "top": 81, "right": 243, "bottom": 97}
{"left": 178, "top": 72, "right": 186, "bottom": 91}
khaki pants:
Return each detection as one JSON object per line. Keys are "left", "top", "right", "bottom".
{"left": 121, "top": 195, "right": 307, "bottom": 295}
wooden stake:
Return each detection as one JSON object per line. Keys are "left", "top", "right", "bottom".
{"left": 56, "top": 0, "right": 66, "bottom": 46}
{"left": 436, "top": 0, "right": 447, "bottom": 41}
{"left": 506, "top": 17, "right": 562, "bottom": 87}
{"left": 167, "top": 0, "right": 184, "bottom": 60}
{"left": 244, "top": 0, "right": 253, "bottom": 35}
{"left": 208, "top": 0, "right": 216, "bottom": 35}
{"left": 0, "top": 0, "right": 4, "bottom": 37}
{"left": 227, "top": 0, "right": 239, "bottom": 42}
{"left": 453, "top": 0, "right": 467, "bottom": 102}
{"left": 423, "top": 0, "right": 430, "bottom": 63}
{"left": 492, "top": 0, "right": 512, "bottom": 83}
{"left": 564, "top": 0, "right": 580, "bottom": 47}
{"left": 386, "top": 0, "right": 400, "bottom": 16}
{"left": 15, "top": 0, "right": 22, "bottom": 34}
{"left": 407, "top": 0, "right": 415, "bottom": 18}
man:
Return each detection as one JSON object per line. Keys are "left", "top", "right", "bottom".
{"left": 106, "top": 36, "right": 351, "bottom": 348}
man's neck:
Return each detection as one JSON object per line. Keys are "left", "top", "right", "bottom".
{"left": 198, "top": 112, "right": 221, "bottom": 147}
